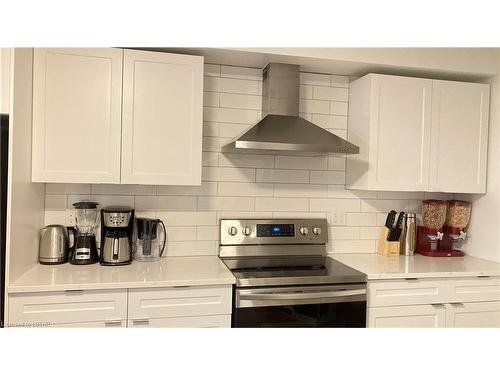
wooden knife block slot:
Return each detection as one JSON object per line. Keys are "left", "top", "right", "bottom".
{"left": 377, "top": 227, "right": 400, "bottom": 257}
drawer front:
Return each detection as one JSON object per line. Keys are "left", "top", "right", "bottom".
{"left": 128, "top": 285, "right": 232, "bottom": 319}
{"left": 447, "top": 277, "right": 500, "bottom": 303}
{"left": 368, "top": 305, "right": 446, "bottom": 328}
{"left": 8, "top": 289, "right": 127, "bottom": 325}
{"left": 368, "top": 279, "right": 447, "bottom": 307}
{"left": 128, "top": 314, "right": 231, "bottom": 328}
{"left": 446, "top": 301, "right": 500, "bottom": 328}
{"left": 47, "top": 320, "right": 127, "bottom": 328}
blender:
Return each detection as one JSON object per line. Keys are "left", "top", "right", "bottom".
{"left": 69, "top": 201, "right": 99, "bottom": 265}
{"left": 417, "top": 200, "right": 448, "bottom": 256}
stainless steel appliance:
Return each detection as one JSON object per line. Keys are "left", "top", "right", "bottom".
{"left": 219, "top": 219, "right": 367, "bottom": 328}
{"left": 222, "top": 63, "right": 359, "bottom": 155}
{"left": 39, "top": 225, "right": 77, "bottom": 264}
{"left": 70, "top": 201, "right": 99, "bottom": 265}
{"left": 133, "top": 217, "right": 166, "bottom": 262}
{"left": 100, "top": 206, "right": 134, "bottom": 266}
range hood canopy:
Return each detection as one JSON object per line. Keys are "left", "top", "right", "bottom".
{"left": 221, "top": 63, "right": 359, "bottom": 155}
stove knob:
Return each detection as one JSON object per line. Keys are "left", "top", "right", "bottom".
{"left": 228, "top": 227, "right": 238, "bottom": 236}
{"left": 299, "top": 226, "right": 309, "bottom": 236}
{"left": 312, "top": 226, "right": 322, "bottom": 235}
{"left": 242, "top": 226, "right": 252, "bottom": 236}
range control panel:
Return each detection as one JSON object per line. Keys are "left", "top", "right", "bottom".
{"left": 220, "top": 219, "right": 328, "bottom": 245}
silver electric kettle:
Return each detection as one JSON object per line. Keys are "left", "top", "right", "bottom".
{"left": 39, "top": 225, "right": 77, "bottom": 265}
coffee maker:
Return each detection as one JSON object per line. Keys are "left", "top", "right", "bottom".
{"left": 70, "top": 201, "right": 99, "bottom": 265}
{"left": 100, "top": 206, "right": 134, "bottom": 266}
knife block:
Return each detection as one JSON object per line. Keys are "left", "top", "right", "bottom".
{"left": 377, "top": 227, "right": 400, "bottom": 257}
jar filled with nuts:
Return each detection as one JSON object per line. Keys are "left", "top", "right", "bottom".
{"left": 446, "top": 200, "right": 472, "bottom": 230}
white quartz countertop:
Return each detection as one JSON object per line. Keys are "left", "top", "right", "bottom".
{"left": 330, "top": 253, "right": 500, "bottom": 280}
{"left": 8, "top": 256, "right": 236, "bottom": 293}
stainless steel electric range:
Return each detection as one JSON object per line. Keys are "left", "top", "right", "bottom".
{"left": 219, "top": 219, "right": 367, "bottom": 328}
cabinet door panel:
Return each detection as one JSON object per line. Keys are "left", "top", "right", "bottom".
{"left": 446, "top": 302, "right": 500, "bottom": 328}
{"left": 32, "top": 48, "right": 123, "bottom": 183}
{"left": 430, "top": 80, "right": 489, "bottom": 193}
{"left": 128, "top": 314, "right": 231, "bottom": 328}
{"left": 368, "top": 305, "right": 446, "bottom": 328}
{"left": 371, "top": 75, "right": 432, "bottom": 190}
{"left": 121, "top": 50, "right": 203, "bottom": 185}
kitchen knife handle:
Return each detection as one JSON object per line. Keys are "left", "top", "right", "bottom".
{"left": 385, "top": 210, "right": 397, "bottom": 228}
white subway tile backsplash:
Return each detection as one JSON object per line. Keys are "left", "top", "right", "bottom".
{"left": 274, "top": 184, "right": 326, "bottom": 198}
{"left": 135, "top": 196, "right": 197, "bottom": 211}
{"left": 256, "top": 169, "right": 309, "bottom": 184}
{"left": 221, "top": 66, "right": 262, "bottom": 81}
{"left": 157, "top": 182, "right": 218, "bottom": 196}
{"left": 204, "top": 64, "right": 220, "bottom": 77}
{"left": 157, "top": 211, "right": 216, "bottom": 226}
{"left": 218, "top": 182, "right": 273, "bottom": 197}
{"left": 219, "top": 153, "right": 274, "bottom": 169}
{"left": 91, "top": 184, "right": 156, "bottom": 196}
{"left": 255, "top": 197, "right": 309, "bottom": 212}
{"left": 275, "top": 155, "right": 327, "bottom": 170}
{"left": 300, "top": 72, "right": 330, "bottom": 86}
{"left": 202, "top": 167, "right": 256, "bottom": 182}
{"left": 43, "top": 65, "right": 427, "bottom": 257}
{"left": 299, "top": 99, "right": 330, "bottom": 114}
{"left": 203, "top": 92, "right": 219, "bottom": 107}
{"left": 330, "top": 101, "right": 349, "bottom": 116}
{"left": 198, "top": 196, "right": 254, "bottom": 211}
{"left": 220, "top": 93, "right": 261, "bottom": 110}
{"left": 310, "top": 171, "right": 345, "bottom": 185}
{"left": 166, "top": 226, "right": 197, "bottom": 242}
{"left": 313, "top": 86, "right": 348, "bottom": 102}
{"left": 309, "top": 199, "right": 360, "bottom": 212}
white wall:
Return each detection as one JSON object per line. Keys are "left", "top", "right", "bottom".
{"left": 43, "top": 64, "right": 453, "bottom": 256}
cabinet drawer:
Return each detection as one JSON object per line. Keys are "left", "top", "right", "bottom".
{"left": 447, "top": 277, "right": 500, "bottom": 303}
{"left": 368, "top": 305, "right": 446, "bottom": 328}
{"left": 128, "top": 314, "right": 231, "bottom": 328}
{"left": 368, "top": 279, "right": 446, "bottom": 307}
{"left": 128, "top": 285, "right": 232, "bottom": 319}
{"left": 8, "top": 289, "right": 127, "bottom": 325}
{"left": 46, "top": 320, "right": 127, "bottom": 328}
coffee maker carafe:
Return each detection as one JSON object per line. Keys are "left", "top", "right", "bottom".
{"left": 134, "top": 217, "right": 166, "bottom": 262}
{"left": 69, "top": 201, "right": 99, "bottom": 265}
{"left": 100, "top": 206, "right": 134, "bottom": 266}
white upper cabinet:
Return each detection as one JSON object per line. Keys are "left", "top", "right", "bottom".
{"left": 346, "top": 73, "right": 489, "bottom": 194}
{"left": 1, "top": 48, "right": 11, "bottom": 113}
{"left": 32, "top": 48, "right": 123, "bottom": 183}
{"left": 347, "top": 74, "right": 432, "bottom": 191}
{"left": 429, "top": 80, "right": 489, "bottom": 193}
{"left": 121, "top": 50, "right": 203, "bottom": 185}
{"left": 31, "top": 48, "right": 204, "bottom": 185}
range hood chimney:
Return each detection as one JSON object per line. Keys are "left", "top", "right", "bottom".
{"left": 221, "top": 63, "right": 359, "bottom": 155}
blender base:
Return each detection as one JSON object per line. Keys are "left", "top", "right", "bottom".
{"left": 419, "top": 249, "right": 464, "bottom": 257}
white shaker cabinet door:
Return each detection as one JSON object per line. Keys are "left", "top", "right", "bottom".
{"left": 121, "top": 49, "right": 203, "bottom": 185}
{"left": 369, "top": 75, "right": 432, "bottom": 191}
{"left": 368, "top": 304, "right": 446, "bottom": 328}
{"left": 429, "top": 80, "right": 489, "bottom": 193}
{"left": 32, "top": 48, "right": 123, "bottom": 183}
{"left": 446, "top": 301, "right": 500, "bottom": 328}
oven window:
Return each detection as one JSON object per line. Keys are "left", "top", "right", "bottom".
{"left": 233, "top": 301, "right": 366, "bottom": 328}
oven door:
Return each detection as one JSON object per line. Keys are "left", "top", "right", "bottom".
{"left": 233, "top": 284, "right": 366, "bottom": 328}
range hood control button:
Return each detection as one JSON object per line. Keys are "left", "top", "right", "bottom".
{"left": 299, "top": 226, "right": 309, "bottom": 236}
{"left": 312, "top": 227, "right": 322, "bottom": 235}
{"left": 228, "top": 227, "right": 238, "bottom": 236}
{"left": 242, "top": 227, "right": 252, "bottom": 236}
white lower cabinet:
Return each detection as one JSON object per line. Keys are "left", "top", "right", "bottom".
{"left": 128, "top": 315, "right": 231, "bottom": 328}
{"left": 368, "top": 277, "right": 500, "bottom": 328}
{"left": 446, "top": 302, "right": 500, "bottom": 328}
{"left": 8, "top": 289, "right": 128, "bottom": 326}
{"left": 368, "top": 304, "right": 446, "bottom": 328}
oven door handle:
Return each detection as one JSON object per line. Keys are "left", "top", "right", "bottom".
{"left": 239, "top": 288, "right": 366, "bottom": 301}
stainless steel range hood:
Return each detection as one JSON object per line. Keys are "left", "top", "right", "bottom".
{"left": 221, "top": 63, "right": 359, "bottom": 155}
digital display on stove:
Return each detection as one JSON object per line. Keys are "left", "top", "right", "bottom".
{"left": 257, "top": 224, "right": 295, "bottom": 237}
